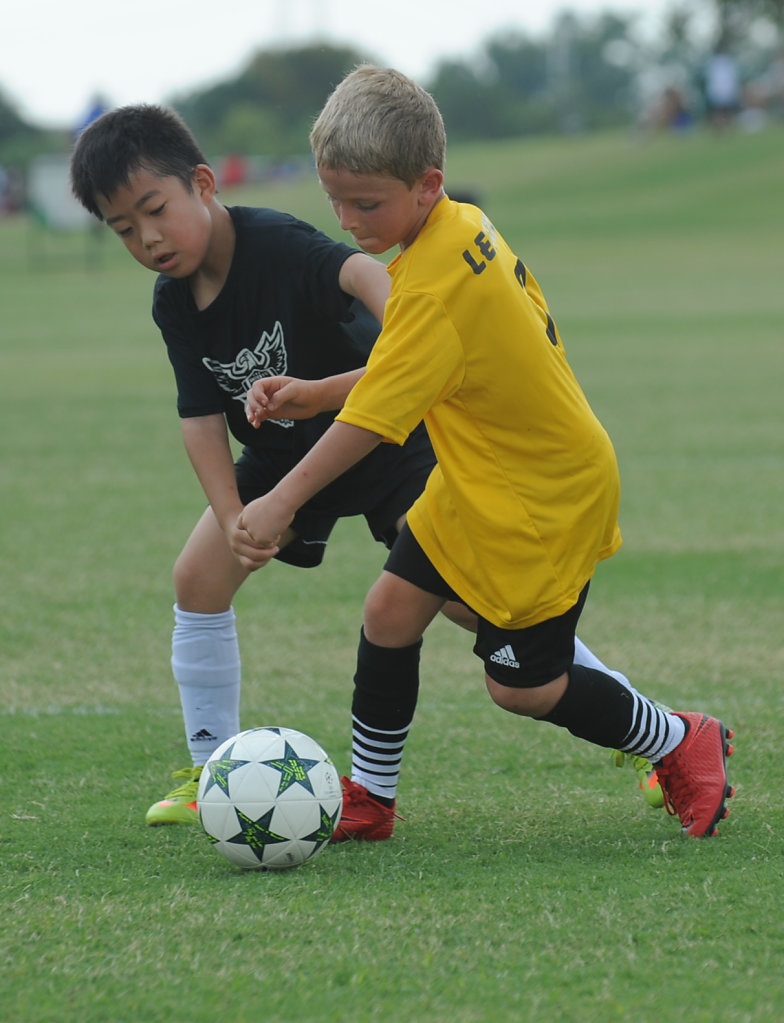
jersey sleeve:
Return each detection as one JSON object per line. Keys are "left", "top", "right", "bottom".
{"left": 268, "top": 215, "right": 357, "bottom": 323}
{"left": 336, "top": 290, "right": 464, "bottom": 445}
{"left": 152, "top": 276, "right": 226, "bottom": 419}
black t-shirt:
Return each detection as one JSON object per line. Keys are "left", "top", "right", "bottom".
{"left": 153, "top": 205, "right": 376, "bottom": 457}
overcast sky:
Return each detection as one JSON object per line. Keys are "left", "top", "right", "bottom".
{"left": 3, "top": 0, "right": 678, "bottom": 129}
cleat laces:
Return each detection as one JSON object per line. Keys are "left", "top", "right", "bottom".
{"left": 160, "top": 766, "right": 203, "bottom": 801}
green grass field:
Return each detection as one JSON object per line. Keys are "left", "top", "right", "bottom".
{"left": 2, "top": 124, "right": 783, "bottom": 1022}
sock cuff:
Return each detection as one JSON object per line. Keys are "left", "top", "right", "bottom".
{"left": 173, "top": 604, "right": 236, "bottom": 629}
{"left": 357, "top": 627, "right": 422, "bottom": 663}
{"left": 172, "top": 605, "right": 240, "bottom": 688}
{"left": 352, "top": 628, "right": 420, "bottom": 733}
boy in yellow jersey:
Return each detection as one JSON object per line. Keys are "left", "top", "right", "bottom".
{"left": 240, "top": 66, "right": 734, "bottom": 839}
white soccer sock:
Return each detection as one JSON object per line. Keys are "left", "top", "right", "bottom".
{"left": 171, "top": 605, "right": 241, "bottom": 766}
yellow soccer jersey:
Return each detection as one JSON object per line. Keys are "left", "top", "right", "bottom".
{"left": 336, "top": 197, "right": 622, "bottom": 628}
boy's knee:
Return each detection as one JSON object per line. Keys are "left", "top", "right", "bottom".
{"left": 362, "top": 577, "right": 399, "bottom": 638}
{"left": 485, "top": 672, "right": 568, "bottom": 718}
{"left": 173, "top": 551, "right": 193, "bottom": 596}
{"left": 173, "top": 549, "right": 206, "bottom": 608}
{"left": 173, "top": 545, "right": 246, "bottom": 613}
{"left": 362, "top": 572, "right": 443, "bottom": 648}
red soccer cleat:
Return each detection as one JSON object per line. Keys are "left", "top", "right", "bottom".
{"left": 330, "top": 777, "right": 404, "bottom": 842}
{"left": 656, "top": 712, "right": 735, "bottom": 837}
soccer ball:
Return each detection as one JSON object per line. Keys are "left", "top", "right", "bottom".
{"left": 197, "top": 726, "right": 343, "bottom": 870}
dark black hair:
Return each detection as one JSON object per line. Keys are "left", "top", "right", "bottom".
{"left": 70, "top": 104, "right": 208, "bottom": 219}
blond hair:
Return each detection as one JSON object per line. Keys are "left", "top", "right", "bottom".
{"left": 310, "top": 65, "right": 446, "bottom": 187}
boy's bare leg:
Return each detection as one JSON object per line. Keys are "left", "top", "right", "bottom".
{"left": 174, "top": 505, "right": 254, "bottom": 613}
{"left": 146, "top": 509, "right": 295, "bottom": 825}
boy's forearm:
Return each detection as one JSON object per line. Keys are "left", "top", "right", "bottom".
{"left": 315, "top": 368, "right": 365, "bottom": 410}
{"left": 181, "top": 415, "right": 242, "bottom": 528}
{"left": 270, "top": 420, "right": 382, "bottom": 518}
{"left": 238, "top": 419, "right": 384, "bottom": 557}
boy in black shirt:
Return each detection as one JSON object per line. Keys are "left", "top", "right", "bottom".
{"left": 72, "top": 104, "right": 437, "bottom": 824}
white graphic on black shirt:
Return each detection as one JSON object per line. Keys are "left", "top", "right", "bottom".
{"left": 202, "top": 320, "right": 293, "bottom": 427}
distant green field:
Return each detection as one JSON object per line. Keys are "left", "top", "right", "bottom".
{"left": 2, "top": 125, "right": 783, "bottom": 1023}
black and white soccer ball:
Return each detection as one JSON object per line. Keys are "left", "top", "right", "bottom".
{"left": 197, "top": 726, "right": 343, "bottom": 870}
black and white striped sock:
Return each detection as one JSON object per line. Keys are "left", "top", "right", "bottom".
{"left": 542, "top": 664, "right": 685, "bottom": 759}
{"left": 349, "top": 629, "right": 421, "bottom": 805}
{"left": 620, "top": 691, "right": 684, "bottom": 761}
{"left": 350, "top": 717, "right": 410, "bottom": 804}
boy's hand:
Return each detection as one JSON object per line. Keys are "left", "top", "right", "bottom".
{"left": 236, "top": 494, "right": 294, "bottom": 570}
{"left": 235, "top": 421, "right": 378, "bottom": 573}
{"left": 245, "top": 376, "right": 324, "bottom": 425}
{"left": 227, "top": 515, "right": 280, "bottom": 570}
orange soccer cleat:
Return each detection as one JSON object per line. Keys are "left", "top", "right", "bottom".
{"left": 656, "top": 712, "right": 735, "bottom": 837}
{"left": 330, "top": 776, "right": 404, "bottom": 842}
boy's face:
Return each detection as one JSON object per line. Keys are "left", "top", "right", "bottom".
{"left": 318, "top": 166, "right": 443, "bottom": 254}
{"left": 96, "top": 165, "right": 216, "bottom": 277}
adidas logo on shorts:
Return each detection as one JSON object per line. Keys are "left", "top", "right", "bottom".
{"left": 490, "top": 644, "right": 520, "bottom": 669}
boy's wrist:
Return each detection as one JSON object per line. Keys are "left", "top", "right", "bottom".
{"left": 320, "top": 369, "right": 363, "bottom": 411}
{"left": 266, "top": 484, "right": 299, "bottom": 526}
{"left": 309, "top": 377, "right": 330, "bottom": 413}
{"left": 218, "top": 504, "right": 244, "bottom": 534}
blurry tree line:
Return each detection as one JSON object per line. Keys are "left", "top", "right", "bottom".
{"left": 0, "top": 0, "right": 782, "bottom": 175}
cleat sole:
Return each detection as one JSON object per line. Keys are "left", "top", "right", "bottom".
{"left": 705, "top": 723, "right": 735, "bottom": 837}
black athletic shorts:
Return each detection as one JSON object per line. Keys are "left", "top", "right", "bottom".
{"left": 384, "top": 522, "right": 589, "bottom": 688}
{"left": 235, "top": 422, "right": 436, "bottom": 568}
